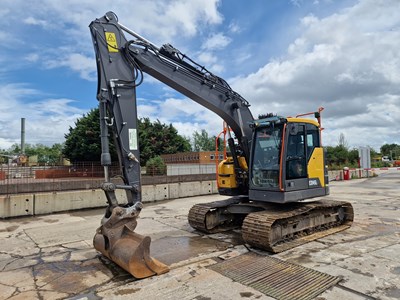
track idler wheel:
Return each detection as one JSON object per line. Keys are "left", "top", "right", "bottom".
{"left": 93, "top": 205, "right": 169, "bottom": 279}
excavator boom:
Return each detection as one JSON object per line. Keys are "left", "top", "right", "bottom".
{"left": 89, "top": 11, "right": 253, "bottom": 279}
{"left": 89, "top": 12, "right": 171, "bottom": 278}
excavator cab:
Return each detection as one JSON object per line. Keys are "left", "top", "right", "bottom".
{"left": 249, "top": 116, "right": 329, "bottom": 203}
{"left": 218, "top": 114, "right": 329, "bottom": 203}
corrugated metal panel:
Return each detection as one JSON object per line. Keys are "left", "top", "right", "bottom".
{"left": 209, "top": 253, "right": 341, "bottom": 300}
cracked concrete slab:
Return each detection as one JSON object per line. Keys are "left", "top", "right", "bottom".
{"left": 0, "top": 171, "right": 399, "bottom": 299}
{"left": 24, "top": 220, "right": 97, "bottom": 248}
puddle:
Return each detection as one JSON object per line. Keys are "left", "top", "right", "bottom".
{"left": 68, "top": 292, "right": 101, "bottom": 300}
{"left": 43, "top": 219, "right": 59, "bottom": 223}
{"left": 0, "top": 225, "right": 19, "bottom": 232}
{"left": 240, "top": 292, "right": 255, "bottom": 298}
{"left": 386, "top": 287, "right": 400, "bottom": 299}
{"left": 380, "top": 218, "right": 398, "bottom": 223}
{"left": 207, "top": 231, "right": 244, "bottom": 247}
{"left": 114, "top": 288, "right": 141, "bottom": 296}
{"left": 288, "top": 253, "right": 313, "bottom": 264}
{"left": 359, "top": 223, "right": 399, "bottom": 236}
{"left": 150, "top": 236, "right": 231, "bottom": 265}
{"left": 154, "top": 208, "right": 174, "bottom": 215}
{"left": 33, "top": 260, "right": 106, "bottom": 294}
{"left": 391, "top": 266, "right": 400, "bottom": 275}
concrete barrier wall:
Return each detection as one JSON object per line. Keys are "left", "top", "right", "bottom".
{"left": 0, "top": 169, "right": 374, "bottom": 218}
{"left": 0, "top": 194, "right": 34, "bottom": 218}
{"left": 0, "top": 180, "right": 218, "bottom": 218}
{"left": 34, "top": 190, "right": 108, "bottom": 215}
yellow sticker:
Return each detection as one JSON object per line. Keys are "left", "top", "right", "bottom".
{"left": 105, "top": 32, "right": 118, "bottom": 52}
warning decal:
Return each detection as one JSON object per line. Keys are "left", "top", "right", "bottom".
{"left": 106, "top": 32, "right": 118, "bottom": 52}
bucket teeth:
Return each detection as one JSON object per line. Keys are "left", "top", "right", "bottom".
{"left": 94, "top": 206, "right": 169, "bottom": 279}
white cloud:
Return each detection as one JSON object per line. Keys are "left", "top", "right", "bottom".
{"left": 25, "top": 53, "right": 39, "bottom": 63}
{"left": 0, "top": 0, "right": 222, "bottom": 79}
{"left": 45, "top": 53, "right": 96, "bottom": 81}
{"left": 196, "top": 52, "right": 225, "bottom": 74}
{"left": 197, "top": 52, "right": 218, "bottom": 65}
{"left": 23, "top": 17, "right": 48, "bottom": 28}
{"left": 137, "top": 96, "right": 224, "bottom": 140}
{"left": 228, "top": 22, "right": 241, "bottom": 34}
{"left": 230, "top": 0, "right": 400, "bottom": 150}
{"left": 161, "top": 0, "right": 223, "bottom": 38}
{"left": 290, "top": 0, "right": 303, "bottom": 7}
{"left": 0, "top": 84, "right": 85, "bottom": 149}
{"left": 1, "top": 0, "right": 399, "bottom": 153}
{"left": 202, "top": 32, "right": 232, "bottom": 50}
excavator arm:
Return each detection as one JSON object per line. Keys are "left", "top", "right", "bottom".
{"left": 89, "top": 11, "right": 254, "bottom": 279}
{"left": 91, "top": 12, "right": 253, "bottom": 139}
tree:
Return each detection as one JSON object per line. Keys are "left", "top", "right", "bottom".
{"left": 338, "top": 133, "right": 349, "bottom": 149}
{"left": 6, "top": 143, "right": 63, "bottom": 164}
{"left": 192, "top": 129, "right": 222, "bottom": 151}
{"left": 62, "top": 109, "right": 112, "bottom": 162}
{"left": 62, "top": 109, "right": 191, "bottom": 164}
{"left": 326, "top": 145, "right": 349, "bottom": 166}
{"left": 138, "top": 117, "right": 191, "bottom": 164}
{"left": 380, "top": 143, "right": 400, "bottom": 159}
{"left": 8, "top": 144, "right": 21, "bottom": 154}
{"left": 370, "top": 147, "right": 378, "bottom": 158}
{"left": 325, "top": 146, "right": 336, "bottom": 166}
{"left": 348, "top": 148, "right": 359, "bottom": 165}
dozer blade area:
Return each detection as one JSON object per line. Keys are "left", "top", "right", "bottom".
{"left": 93, "top": 205, "right": 169, "bottom": 279}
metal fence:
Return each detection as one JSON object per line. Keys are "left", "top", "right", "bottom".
{"left": 2, "top": 161, "right": 375, "bottom": 196}
{"left": 0, "top": 162, "right": 110, "bottom": 195}
{"left": 0, "top": 162, "right": 217, "bottom": 196}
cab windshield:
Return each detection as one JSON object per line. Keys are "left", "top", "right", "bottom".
{"left": 251, "top": 125, "right": 283, "bottom": 188}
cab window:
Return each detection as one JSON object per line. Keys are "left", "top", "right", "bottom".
{"left": 251, "top": 125, "right": 283, "bottom": 188}
{"left": 306, "top": 123, "right": 320, "bottom": 161}
{"left": 286, "top": 124, "right": 307, "bottom": 179}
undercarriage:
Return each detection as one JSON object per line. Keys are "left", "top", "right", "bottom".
{"left": 188, "top": 198, "right": 354, "bottom": 253}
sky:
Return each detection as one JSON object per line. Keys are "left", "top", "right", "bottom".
{"left": 0, "top": 0, "right": 399, "bottom": 152}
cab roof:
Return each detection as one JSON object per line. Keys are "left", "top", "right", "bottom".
{"left": 252, "top": 116, "right": 320, "bottom": 128}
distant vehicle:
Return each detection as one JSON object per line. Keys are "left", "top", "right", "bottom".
{"left": 382, "top": 156, "right": 390, "bottom": 162}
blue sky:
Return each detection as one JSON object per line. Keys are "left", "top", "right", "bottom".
{"left": 0, "top": 0, "right": 399, "bottom": 151}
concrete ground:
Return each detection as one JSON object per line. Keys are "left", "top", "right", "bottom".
{"left": 0, "top": 171, "right": 399, "bottom": 300}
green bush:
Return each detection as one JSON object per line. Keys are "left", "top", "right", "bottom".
{"left": 145, "top": 156, "right": 167, "bottom": 176}
{"left": 371, "top": 161, "right": 391, "bottom": 168}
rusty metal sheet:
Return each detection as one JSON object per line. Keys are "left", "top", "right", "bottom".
{"left": 209, "top": 253, "right": 341, "bottom": 300}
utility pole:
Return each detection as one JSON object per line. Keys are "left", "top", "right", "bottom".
{"left": 21, "top": 118, "right": 26, "bottom": 154}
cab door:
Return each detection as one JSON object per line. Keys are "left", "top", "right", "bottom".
{"left": 285, "top": 123, "right": 308, "bottom": 191}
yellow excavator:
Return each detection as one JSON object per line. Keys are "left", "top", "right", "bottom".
{"left": 89, "top": 12, "right": 354, "bottom": 279}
